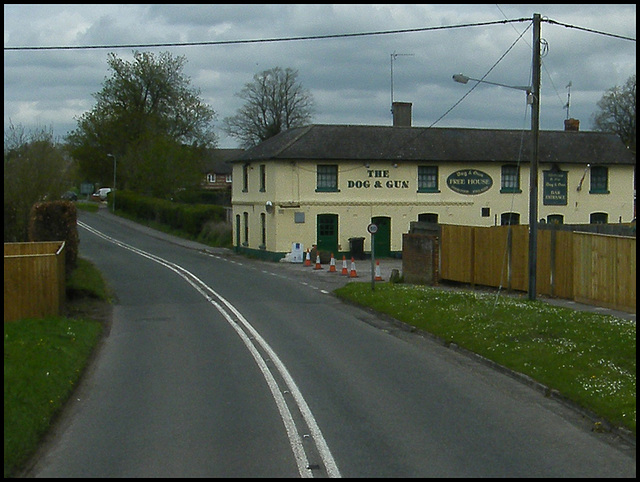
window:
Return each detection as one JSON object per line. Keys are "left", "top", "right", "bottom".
{"left": 547, "top": 214, "right": 564, "bottom": 225}
{"left": 590, "top": 212, "right": 608, "bottom": 224}
{"left": 207, "top": 173, "right": 216, "bottom": 184}
{"left": 260, "top": 213, "right": 266, "bottom": 248}
{"left": 417, "top": 166, "right": 439, "bottom": 192}
{"left": 242, "top": 164, "right": 249, "bottom": 192}
{"left": 501, "top": 165, "right": 521, "bottom": 193}
{"left": 501, "top": 212, "right": 520, "bottom": 225}
{"left": 418, "top": 213, "right": 438, "bottom": 223}
{"left": 259, "top": 164, "right": 266, "bottom": 192}
{"left": 316, "top": 165, "right": 338, "bottom": 192}
{"left": 243, "top": 212, "right": 249, "bottom": 246}
{"left": 590, "top": 166, "right": 609, "bottom": 193}
{"left": 481, "top": 207, "right": 490, "bottom": 217}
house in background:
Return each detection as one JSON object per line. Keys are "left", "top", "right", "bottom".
{"left": 230, "top": 104, "right": 635, "bottom": 261}
{"left": 202, "top": 148, "right": 243, "bottom": 191}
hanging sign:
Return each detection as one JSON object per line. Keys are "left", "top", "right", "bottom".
{"left": 543, "top": 170, "right": 568, "bottom": 205}
{"left": 446, "top": 169, "right": 493, "bottom": 195}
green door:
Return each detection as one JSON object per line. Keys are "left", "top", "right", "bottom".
{"left": 371, "top": 216, "right": 391, "bottom": 258}
{"left": 317, "top": 214, "right": 338, "bottom": 255}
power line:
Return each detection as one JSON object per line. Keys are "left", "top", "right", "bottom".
{"left": 429, "top": 20, "right": 533, "bottom": 128}
{"left": 4, "top": 18, "right": 530, "bottom": 51}
{"left": 544, "top": 18, "right": 636, "bottom": 42}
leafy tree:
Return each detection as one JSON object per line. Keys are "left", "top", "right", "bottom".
{"left": 67, "top": 51, "right": 217, "bottom": 193}
{"left": 126, "top": 133, "right": 205, "bottom": 198}
{"left": 4, "top": 123, "right": 73, "bottom": 241}
{"left": 592, "top": 74, "right": 636, "bottom": 153}
{"left": 223, "top": 67, "right": 315, "bottom": 148}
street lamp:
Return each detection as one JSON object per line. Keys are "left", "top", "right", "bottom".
{"left": 452, "top": 12, "right": 541, "bottom": 301}
{"left": 107, "top": 153, "right": 116, "bottom": 213}
{"left": 452, "top": 73, "right": 532, "bottom": 96}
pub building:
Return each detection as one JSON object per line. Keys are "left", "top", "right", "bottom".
{"left": 230, "top": 103, "right": 635, "bottom": 261}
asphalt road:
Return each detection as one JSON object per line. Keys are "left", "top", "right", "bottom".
{"left": 27, "top": 209, "right": 635, "bottom": 477}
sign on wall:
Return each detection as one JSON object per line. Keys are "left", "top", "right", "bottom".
{"left": 543, "top": 170, "right": 568, "bottom": 205}
{"left": 446, "top": 169, "right": 493, "bottom": 195}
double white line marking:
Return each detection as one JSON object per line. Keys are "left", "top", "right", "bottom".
{"left": 79, "top": 221, "right": 341, "bottom": 478}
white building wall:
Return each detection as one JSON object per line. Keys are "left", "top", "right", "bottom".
{"left": 232, "top": 160, "right": 635, "bottom": 257}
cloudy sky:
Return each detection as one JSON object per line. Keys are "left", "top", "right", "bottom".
{"left": 4, "top": 4, "right": 636, "bottom": 148}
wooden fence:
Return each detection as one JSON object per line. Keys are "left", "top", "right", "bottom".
{"left": 4, "top": 241, "right": 66, "bottom": 322}
{"left": 438, "top": 225, "right": 635, "bottom": 313}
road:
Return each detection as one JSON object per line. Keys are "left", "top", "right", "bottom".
{"left": 29, "top": 209, "right": 635, "bottom": 477}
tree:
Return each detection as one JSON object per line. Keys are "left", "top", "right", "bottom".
{"left": 4, "top": 123, "right": 73, "bottom": 241}
{"left": 67, "top": 51, "right": 217, "bottom": 194}
{"left": 223, "top": 67, "right": 315, "bottom": 148}
{"left": 592, "top": 74, "right": 636, "bottom": 153}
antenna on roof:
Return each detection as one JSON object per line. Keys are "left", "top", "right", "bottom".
{"left": 390, "top": 51, "right": 414, "bottom": 115}
{"left": 564, "top": 81, "right": 572, "bottom": 119}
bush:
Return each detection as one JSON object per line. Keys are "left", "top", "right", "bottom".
{"left": 115, "top": 190, "right": 228, "bottom": 242}
{"left": 28, "top": 201, "right": 78, "bottom": 276}
{"left": 199, "top": 220, "right": 232, "bottom": 247}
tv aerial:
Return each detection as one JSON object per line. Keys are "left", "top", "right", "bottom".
{"left": 564, "top": 81, "right": 572, "bottom": 119}
{"left": 390, "top": 51, "right": 414, "bottom": 114}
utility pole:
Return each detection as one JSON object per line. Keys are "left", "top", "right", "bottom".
{"left": 528, "top": 13, "right": 541, "bottom": 301}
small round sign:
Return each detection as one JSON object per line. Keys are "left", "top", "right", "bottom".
{"left": 367, "top": 223, "right": 378, "bottom": 234}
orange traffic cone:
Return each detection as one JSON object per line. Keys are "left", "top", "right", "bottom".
{"left": 349, "top": 257, "right": 358, "bottom": 278}
{"left": 314, "top": 254, "right": 323, "bottom": 270}
{"left": 374, "top": 260, "right": 383, "bottom": 281}
{"left": 341, "top": 256, "right": 349, "bottom": 275}
{"left": 329, "top": 253, "right": 336, "bottom": 272}
{"left": 304, "top": 249, "right": 311, "bottom": 267}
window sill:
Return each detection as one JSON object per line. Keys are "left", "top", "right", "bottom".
{"left": 500, "top": 188, "right": 522, "bottom": 194}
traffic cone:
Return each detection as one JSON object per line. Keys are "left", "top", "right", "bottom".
{"left": 329, "top": 253, "right": 337, "bottom": 272}
{"left": 341, "top": 256, "right": 349, "bottom": 275}
{"left": 374, "top": 260, "right": 383, "bottom": 281}
{"left": 349, "top": 257, "right": 358, "bottom": 278}
{"left": 304, "top": 249, "right": 311, "bottom": 267}
{"left": 314, "top": 254, "right": 323, "bottom": 270}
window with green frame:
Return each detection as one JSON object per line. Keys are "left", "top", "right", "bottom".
{"left": 590, "top": 166, "right": 609, "bottom": 193}
{"left": 316, "top": 164, "right": 338, "bottom": 192}
{"left": 500, "top": 164, "right": 521, "bottom": 193}
{"left": 417, "top": 166, "right": 439, "bottom": 192}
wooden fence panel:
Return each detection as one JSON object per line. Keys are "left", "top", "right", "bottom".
{"left": 437, "top": 225, "right": 634, "bottom": 313}
{"left": 474, "top": 225, "right": 509, "bottom": 288}
{"left": 508, "top": 226, "right": 530, "bottom": 292}
{"left": 573, "top": 233, "right": 636, "bottom": 312}
{"left": 440, "top": 225, "right": 474, "bottom": 283}
{"left": 549, "top": 230, "right": 574, "bottom": 299}
{"left": 4, "top": 241, "right": 65, "bottom": 322}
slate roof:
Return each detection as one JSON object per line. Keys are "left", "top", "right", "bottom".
{"left": 203, "top": 148, "right": 244, "bottom": 174}
{"left": 234, "top": 124, "right": 635, "bottom": 166}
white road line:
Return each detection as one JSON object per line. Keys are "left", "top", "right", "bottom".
{"left": 78, "top": 221, "right": 341, "bottom": 478}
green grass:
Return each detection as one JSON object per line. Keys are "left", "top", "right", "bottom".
{"left": 75, "top": 200, "right": 99, "bottom": 213}
{"left": 334, "top": 282, "right": 636, "bottom": 435}
{"left": 4, "top": 258, "right": 108, "bottom": 478}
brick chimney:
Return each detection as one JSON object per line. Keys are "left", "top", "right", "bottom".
{"left": 392, "top": 102, "right": 412, "bottom": 127}
{"left": 564, "top": 118, "right": 579, "bottom": 131}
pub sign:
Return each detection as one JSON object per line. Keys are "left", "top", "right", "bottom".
{"left": 543, "top": 170, "right": 568, "bottom": 205}
{"left": 446, "top": 169, "right": 493, "bottom": 195}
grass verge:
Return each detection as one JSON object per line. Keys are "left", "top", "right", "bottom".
{"left": 4, "top": 258, "right": 109, "bottom": 478}
{"left": 334, "top": 282, "right": 636, "bottom": 436}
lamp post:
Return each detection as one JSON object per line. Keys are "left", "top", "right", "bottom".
{"left": 107, "top": 153, "right": 116, "bottom": 213}
{"left": 452, "top": 14, "right": 541, "bottom": 300}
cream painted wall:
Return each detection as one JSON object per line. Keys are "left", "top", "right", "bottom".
{"left": 232, "top": 160, "right": 635, "bottom": 255}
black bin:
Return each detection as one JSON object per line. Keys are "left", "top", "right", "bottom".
{"left": 349, "top": 237, "right": 365, "bottom": 260}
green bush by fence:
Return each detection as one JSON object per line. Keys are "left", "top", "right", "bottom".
{"left": 28, "top": 201, "right": 78, "bottom": 276}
